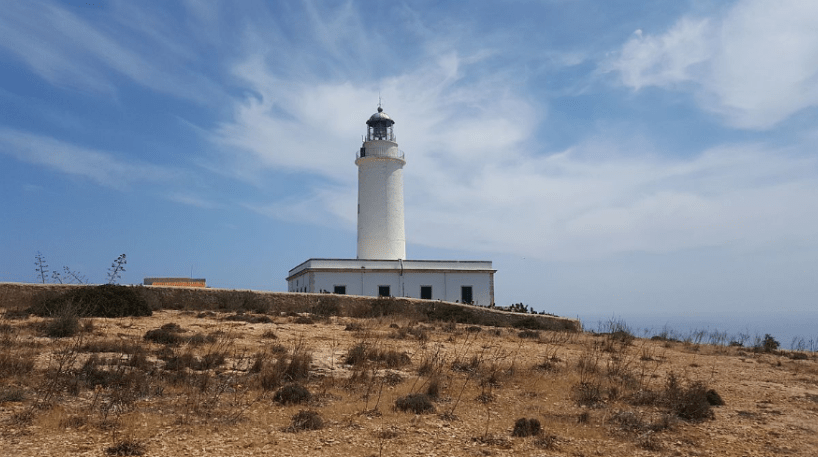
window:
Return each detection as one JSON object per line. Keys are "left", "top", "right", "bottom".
{"left": 461, "top": 286, "right": 473, "bottom": 304}
{"left": 334, "top": 285, "right": 346, "bottom": 295}
{"left": 378, "top": 285, "right": 390, "bottom": 297}
{"left": 420, "top": 286, "right": 432, "bottom": 300}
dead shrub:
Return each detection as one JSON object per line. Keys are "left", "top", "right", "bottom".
{"left": 345, "top": 343, "right": 410, "bottom": 368}
{"left": 664, "top": 374, "right": 714, "bottom": 421}
{"left": 261, "top": 329, "right": 278, "bottom": 339}
{"left": 425, "top": 377, "right": 441, "bottom": 398}
{"left": 395, "top": 393, "right": 435, "bottom": 414}
{"left": 79, "top": 339, "right": 138, "bottom": 354}
{"left": 706, "top": 389, "right": 725, "bottom": 406}
{"left": 59, "top": 414, "right": 88, "bottom": 428}
{"left": 105, "top": 438, "right": 146, "bottom": 456}
{"left": 144, "top": 326, "right": 184, "bottom": 345}
{"left": 577, "top": 411, "right": 590, "bottom": 423}
{"left": 518, "top": 330, "right": 540, "bottom": 339}
{"left": 637, "top": 431, "right": 662, "bottom": 450}
{"left": 0, "top": 386, "right": 26, "bottom": 402}
{"left": 0, "top": 351, "right": 35, "bottom": 378}
{"left": 572, "top": 382, "right": 603, "bottom": 407}
{"left": 284, "top": 345, "right": 313, "bottom": 382}
{"left": 511, "top": 417, "right": 542, "bottom": 437}
{"left": 534, "top": 357, "right": 560, "bottom": 372}
{"left": 534, "top": 434, "right": 558, "bottom": 449}
{"left": 186, "top": 332, "right": 218, "bottom": 346}
{"left": 389, "top": 327, "right": 409, "bottom": 340}
{"left": 286, "top": 410, "right": 323, "bottom": 432}
{"left": 344, "top": 322, "right": 364, "bottom": 332}
{"left": 407, "top": 326, "right": 430, "bottom": 341}
{"left": 274, "top": 383, "right": 312, "bottom": 405}
{"left": 293, "top": 315, "right": 314, "bottom": 325}
{"left": 225, "top": 312, "right": 272, "bottom": 324}
{"left": 345, "top": 342, "right": 369, "bottom": 367}
{"left": 384, "top": 372, "right": 404, "bottom": 386}
{"left": 452, "top": 355, "right": 481, "bottom": 373}
{"left": 476, "top": 392, "right": 495, "bottom": 403}
{"left": 11, "top": 409, "right": 35, "bottom": 425}
{"left": 43, "top": 308, "right": 80, "bottom": 338}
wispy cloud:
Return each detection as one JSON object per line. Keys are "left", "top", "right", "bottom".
{"left": 215, "top": 10, "right": 818, "bottom": 262}
{"left": 605, "top": 0, "right": 818, "bottom": 129}
{"left": 166, "top": 193, "right": 220, "bottom": 209}
{"left": 0, "top": 0, "right": 222, "bottom": 103}
{"left": 0, "top": 128, "right": 177, "bottom": 189}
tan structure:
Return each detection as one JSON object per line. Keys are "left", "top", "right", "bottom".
{"left": 143, "top": 277, "right": 206, "bottom": 288}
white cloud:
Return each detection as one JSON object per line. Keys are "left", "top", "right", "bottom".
{"left": 406, "top": 142, "right": 818, "bottom": 261}
{"left": 0, "top": 1, "right": 221, "bottom": 103}
{"left": 0, "top": 128, "right": 176, "bottom": 189}
{"left": 606, "top": 0, "right": 818, "bottom": 129}
{"left": 217, "top": 38, "right": 818, "bottom": 263}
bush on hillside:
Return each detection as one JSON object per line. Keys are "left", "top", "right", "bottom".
{"left": 31, "top": 285, "right": 151, "bottom": 318}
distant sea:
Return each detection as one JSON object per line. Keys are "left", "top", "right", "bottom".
{"left": 575, "top": 311, "right": 818, "bottom": 350}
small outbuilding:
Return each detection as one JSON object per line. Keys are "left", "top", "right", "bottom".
{"left": 144, "top": 277, "right": 206, "bottom": 288}
{"left": 287, "top": 259, "right": 495, "bottom": 305}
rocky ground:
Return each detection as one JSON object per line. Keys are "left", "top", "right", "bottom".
{"left": 1, "top": 306, "right": 817, "bottom": 457}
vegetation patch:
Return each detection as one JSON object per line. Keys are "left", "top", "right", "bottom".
{"left": 274, "top": 383, "right": 312, "bottom": 405}
{"left": 286, "top": 410, "right": 323, "bottom": 432}
{"left": 395, "top": 393, "right": 435, "bottom": 414}
{"left": 511, "top": 417, "right": 542, "bottom": 437}
{"left": 31, "top": 285, "right": 152, "bottom": 318}
{"left": 345, "top": 342, "right": 411, "bottom": 368}
{"left": 105, "top": 438, "right": 146, "bottom": 456}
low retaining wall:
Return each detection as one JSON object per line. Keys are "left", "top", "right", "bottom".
{"left": 0, "top": 282, "right": 581, "bottom": 331}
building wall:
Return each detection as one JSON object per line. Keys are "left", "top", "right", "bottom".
{"left": 290, "top": 269, "right": 494, "bottom": 306}
{"left": 356, "top": 139, "right": 406, "bottom": 260}
{"left": 144, "top": 278, "right": 206, "bottom": 287}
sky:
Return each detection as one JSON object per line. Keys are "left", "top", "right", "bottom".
{"left": 1, "top": 0, "right": 817, "bottom": 325}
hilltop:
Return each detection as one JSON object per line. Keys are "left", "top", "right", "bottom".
{"left": 1, "top": 284, "right": 817, "bottom": 456}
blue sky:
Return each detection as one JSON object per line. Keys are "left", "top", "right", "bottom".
{"left": 1, "top": 0, "right": 817, "bottom": 321}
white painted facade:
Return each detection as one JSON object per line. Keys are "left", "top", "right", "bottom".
{"left": 356, "top": 139, "right": 406, "bottom": 259}
{"left": 285, "top": 106, "right": 496, "bottom": 306}
{"left": 287, "top": 259, "right": 495, "bottom": 306}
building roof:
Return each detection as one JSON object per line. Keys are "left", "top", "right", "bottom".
{"left": 287, "top": 258, "right": 494, "bottom": 280}
{"left": 366, "top": 107, "right": 395, "bottom": 126}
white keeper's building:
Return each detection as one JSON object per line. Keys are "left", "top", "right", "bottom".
{"left": 286, "top": 106, "right": 495, "bottom": 306}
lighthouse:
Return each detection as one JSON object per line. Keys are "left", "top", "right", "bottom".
{"left": 286, "top": 104, "right": 495, "bottom": 306}
{"left": 356, "top": 106, "right": 406, "bottom": 260}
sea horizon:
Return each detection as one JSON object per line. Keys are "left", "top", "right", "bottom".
{"left": 576, "top": 311, "right": 818, "bottom": 351}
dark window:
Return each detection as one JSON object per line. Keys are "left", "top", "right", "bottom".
{"left": 461, "top": 286, "right": 473, "bottom": 304}
{"left": 334, "top": 285, "right": 346, "bottom": 295}
{"left": 420, "top": 286, "right": 432, "bottom": 300}
{"left": 378, "top": 285, "right": 390, "bottom": 297}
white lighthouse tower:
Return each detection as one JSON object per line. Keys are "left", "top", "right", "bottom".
{"left": 356, "top": 106, "right": 406, "bottom": 260}
{"left": 287, "top": 104, "right": 495, "bottom": 306}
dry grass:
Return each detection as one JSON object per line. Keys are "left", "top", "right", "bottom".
{"left": 1, "top": 294, "right": 817, "bottom": 456}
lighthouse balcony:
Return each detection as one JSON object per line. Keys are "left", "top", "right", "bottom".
{"left": 357, "top": 146, "right": 405, "bottom": 160}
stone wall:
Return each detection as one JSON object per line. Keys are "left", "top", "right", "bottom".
{"left": 0, "top": 282, "right": 581, "bottom": 331}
